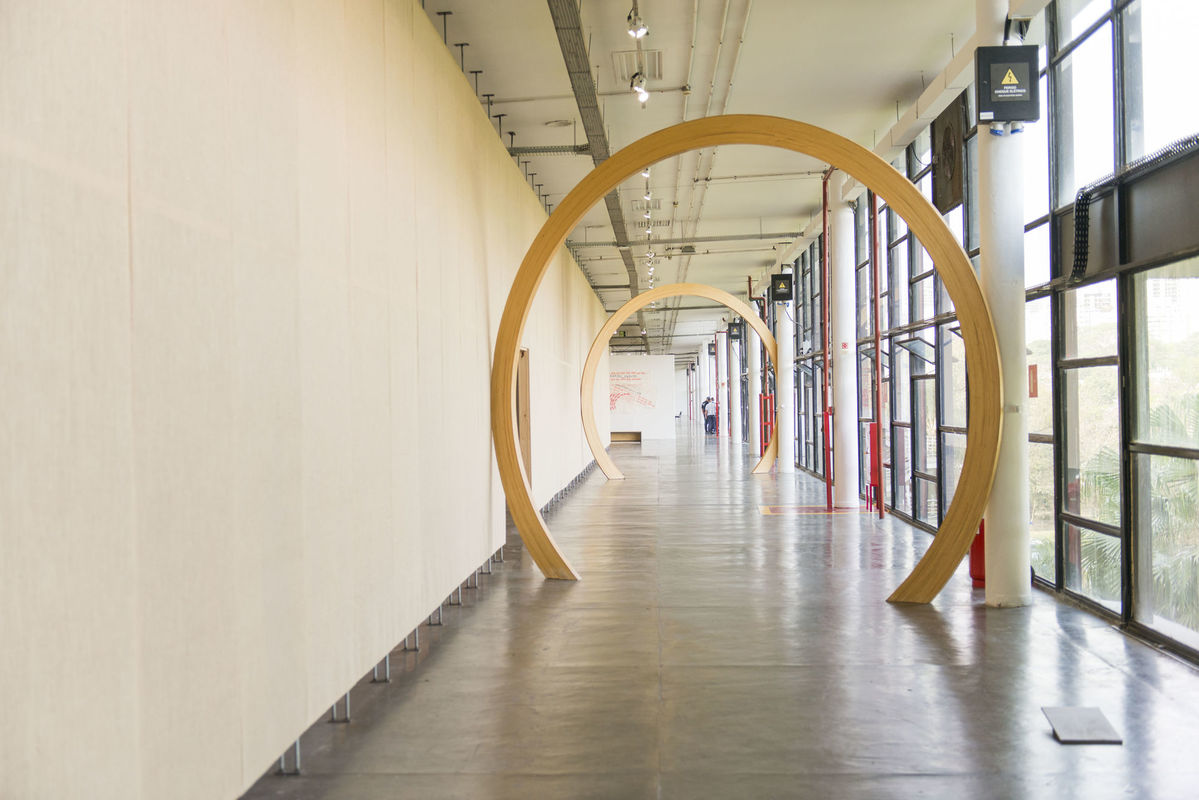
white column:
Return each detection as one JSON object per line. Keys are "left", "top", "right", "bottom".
{"left": 730, "top": 337, "right": 743, "bottom": 443}
{"left": 697, "top": 344, "right": 711, "bottom": 424}
{"left": 775, "top": 285, "right": 796, "bottom": 472}
{"left": 978, "top": 0, "right": 1032, "bottom": 607}
{"left": 829, "top": 171, "right": 861, "bottom": 508}
{"left": 747, "top": 326, "right": 762, "bottom": 456}
{"left": 716, "top": 331, "right": 729, "bottom": 436}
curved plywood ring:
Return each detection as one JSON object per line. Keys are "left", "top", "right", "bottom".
{"left": 581, "top": 283, "right": 779, "bottom": 480}
{"left": 491, "top": 114, "right": 1001, "bottom": 599}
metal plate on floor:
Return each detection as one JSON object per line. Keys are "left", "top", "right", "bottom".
{"left": 1041, "top": 707, "right": 1123, "bottom": 744}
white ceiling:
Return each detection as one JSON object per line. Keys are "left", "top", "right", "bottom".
{"left": 422, "top": 0, "right": 978, "bottom": 356}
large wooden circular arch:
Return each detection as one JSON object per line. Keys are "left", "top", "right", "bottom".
{"left": 582, "top": 283, "right": 779, "bottom": 480}
{"left": 491, "top": 114, "right": 1002, "bottom": 601}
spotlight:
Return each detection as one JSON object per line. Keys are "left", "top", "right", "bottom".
{"left": 645, "top": 250, "right": 655, "bottom": 259}
{"left": 630, "top": 72, "right": 649, "bottom": 103}
{"left": 641, "top": 167, "right": 651, "bottom": 178}
{"left": 643, "top": 210, "right": 651, "bottom": 219}
{"left": 643, "top": 188, "right": 652, "bottom": 201}
{"left": 627, "top": 9, "right": 648, "bottom": 39}
{"left": 644, "top": 225, "right": 652, "bottom": 235}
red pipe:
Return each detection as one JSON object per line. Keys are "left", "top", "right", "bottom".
{"left": 821, "top": 171, "right": 833, "bottom": 511}
{"left": 871, "top": 191, "right": 885, "bottom": 519}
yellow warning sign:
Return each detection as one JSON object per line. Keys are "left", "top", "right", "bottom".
{"left": 1001, "top": 68, "right": 1020, "bottom": 85}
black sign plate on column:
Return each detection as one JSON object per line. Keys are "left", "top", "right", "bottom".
{"left": 770, "top": 274, "right": 794, "bottom": 302}
{"left": 976, "top": 45, "right": 1040, "bottom": 123}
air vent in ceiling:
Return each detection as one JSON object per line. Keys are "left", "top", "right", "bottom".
{"left": 631, "top": 199, "right": 661, "bottom": 211}
{"left": 613, "top": 49, "right": 663, "bottom": 82}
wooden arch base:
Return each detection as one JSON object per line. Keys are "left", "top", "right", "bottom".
{"left": 582, "top": 283, "right": 780, "bottom": 480}
{"left": 491, "top": 114, "right": 1002, "bottom": 601}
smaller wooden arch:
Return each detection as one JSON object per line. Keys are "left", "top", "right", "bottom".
{"left": 581, "top": 284, "right": 779, "bottom": 479}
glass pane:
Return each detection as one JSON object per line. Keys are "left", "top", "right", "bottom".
{"left": 814, "top": 362, "right": 825, "bottom": 474}
{"left": 940, "top": 325, "right": 967, "bottom": 429}
{"left": 888, "top": 206, "right": 907, "bottom": 244}
{"left": 943, "top": 205, "right": 964, "bottom": 247}
{"left": 1056, "top": 0, "right": 1110, "bottom": 45}
{"left": 1123, "top": 0, "right": 1199, "bottom": 160}
{"left": 1030, "top": 442, "right": 1056, "bottom": 580}
{"left": 1134, "top": 256, "right": 1199, "bottom": 449}
{"left": 1063, "top": 524, "right": 1122, "bottom": 612}
{"left": 912, "top": 129, "right": 933, "bottom": 174}
{"left": 857, "top": 265, "right": 871, "bottom": 339}
{"left": 1026, "top": 297, "right": 1053, "bottom": 437}
{"left": 1024, "top": 75, "right": 1051, "bottom": 223}
{"left": 965, "top": 134, "right": 979, "bottom": 251}
{"left": 937, "top": 275, "right": 954, "bottom": 317}
{"left": 914, "top": 476, "right": 938, "bottom": 524}
{"left": 911, "top": 273, "right": 935, "bottom": 322}
{"left": 1053, "top": 21, "right": 1115, "bottom": 205}
{"left": 913, "top": 378, "right": 937, "bottom": 473}
{"left": 893, "top": 425, "right": 912, "bottom": 515}
{"left": 911, "top": 242, "right": 931, "bottom": 279}
{"left": 1062, "top": 278, "right": 1117, "bottom": 359}
{"left": 941, "top": 431, "right": 966, "bottom": 511}
{"left": 855, "top": 201, "right": 869, "bottom": 262}
{"left": 1063, "top": 366, "right": 1122, "bottom": 526}
{"left": 894, "top": 348, "right": 911, "bottom": 423}
{"left": 1134, "top": 454, "right": 1199, "bottom": 649}
{"left": 890, "top": 243, "right": 909, "bottom": 327}
{"left": 858, "top": 349, "right": 874, "bottom": 417}
{"left": 1025, "top": 222, "right": 1051, "bottom": 288}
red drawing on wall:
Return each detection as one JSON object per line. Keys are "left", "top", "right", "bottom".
{"left": 610, "top": 370, "right": 655, "bottom": 412}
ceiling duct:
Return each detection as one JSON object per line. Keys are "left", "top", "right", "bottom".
{"left": 612, "top": 49, "right": 664, "bottom": 82}
{"left": 547, "top": 0, "right": 649, "bottom": 353}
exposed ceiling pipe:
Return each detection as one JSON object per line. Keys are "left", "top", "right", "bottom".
{"left": 665, "top": 0, "right": 754, "bottom": 350}
{"left": 546, "top": 0, "right": 650, "bottom": 352}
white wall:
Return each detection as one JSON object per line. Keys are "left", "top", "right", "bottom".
{"left": 610, "top": 354, "right": 677, "bottom": 440}
{"left": 675, "top": 366, "right": 690, "bottom": 418}
{"left": 0, "top": 2, "right": 607, "bottom": 798}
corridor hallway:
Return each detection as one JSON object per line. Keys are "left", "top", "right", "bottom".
{"left": 244, "top": 424, "right": 1199, "bottom": 799}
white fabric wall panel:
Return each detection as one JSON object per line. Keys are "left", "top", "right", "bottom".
{"left": 0, "top": 4, "right": 139, "bottom": 795}
{"left": 0, "top": 165, "right": 141, "bottom": 798}
{"left": 0, "top": 0, "right": 608, "bottom": 797}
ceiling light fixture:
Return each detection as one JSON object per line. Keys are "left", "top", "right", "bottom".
{"left": 627, "top": 4, "right": 648, "bottom": 39}
{"left": 641, "top": 167, "right": 651, "bottom": 178}
{"left": 629, "top": 72, "right": 649, "bottom": 103}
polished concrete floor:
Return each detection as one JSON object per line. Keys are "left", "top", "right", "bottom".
{"left": 244, "top": 425, "right": 1199, "bottom": 799}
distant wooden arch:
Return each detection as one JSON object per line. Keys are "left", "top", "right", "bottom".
{"left": 490, "top": 114, "right": 1001, "bottom": 602}
{"left": 582, "top": 283, "right": 779, "bottom": 480}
